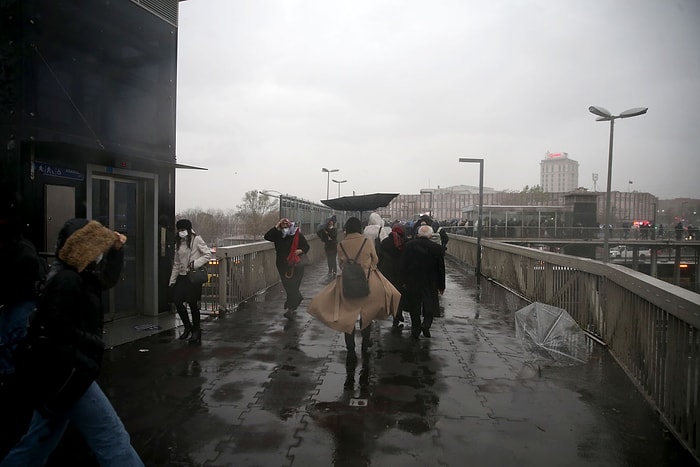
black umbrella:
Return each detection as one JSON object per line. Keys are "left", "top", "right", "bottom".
{"left": 321, "top": 193, "right": 399, "bottom": 213}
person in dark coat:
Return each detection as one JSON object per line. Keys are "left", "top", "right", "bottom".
{"left": 378, "top": 224, "right": 407, "bottom": 331}
{"left": 0, "top": 190, "right": 48, "bottom": 459}
{"left": 264, "top": 218, "right": 310, "bottom": 319}
{"left": 2, "top": 218, "right": 143, "bottom": 466}
{"left": 317, "top": 216, "right": 338, "bottom": 277}
{"left": 400, "top": 225, "right": 446, "bottom": 339}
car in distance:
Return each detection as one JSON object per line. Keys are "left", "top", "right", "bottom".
{"left": 609, "top": 245, "right": 652, "bottom": 260}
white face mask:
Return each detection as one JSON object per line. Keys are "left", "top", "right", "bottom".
{"left": 95, "top": 252, "right": 104, "bottom": 264}
{"left": 178, "top": 231, "right": 188, "bottom": 239}
{"left": 282, "top": 227, "right": 290, "bottom": 236}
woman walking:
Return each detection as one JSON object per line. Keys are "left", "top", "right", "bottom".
{"left": 264, "top": 218, "right": 310, "bottom": 319}
{"left": 378, "top": 223, "right": 407, "bottom": 331}
{"left": 317, "top": 216, "right": 338, "bottom": 277}
{"left": 308, "top": 217, "right": 401, "bottom": 364}
{"left": 169, "top": 219, "right": 212, "bottom": 344}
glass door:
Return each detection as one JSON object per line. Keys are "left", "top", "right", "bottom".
{"left": 92, "top": 176, "right": 142, "bottom": 321}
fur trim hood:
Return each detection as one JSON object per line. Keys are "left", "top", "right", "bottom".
{"left": 57, "top": 219, "right": 117, "bottom": 272}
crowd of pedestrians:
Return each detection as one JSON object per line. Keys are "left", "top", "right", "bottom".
{"left": 1, "top": 197, "right": 446, "bottom": 465}
{"left": 304, "top": 212, "right": 447, "bottom": 362}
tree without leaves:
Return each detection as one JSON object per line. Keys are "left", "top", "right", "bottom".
{"left": 175, "top": 208, "right": 235, "bottom": 246}
{"left": 235, "top": 190, "right": 279, "bottom": 240}
{"left": 175, "top": 191, "right": 279, "bottom": 245}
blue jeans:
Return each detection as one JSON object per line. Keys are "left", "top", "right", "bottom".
{"left": 0, "top": 381, "right": 143, "bottom": 467}
{"left": 0, "top": 300, "right": 35, "bottom": 375}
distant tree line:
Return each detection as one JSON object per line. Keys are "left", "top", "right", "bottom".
{"left": 175, "top": 190, "right": 279, "bottom": 246}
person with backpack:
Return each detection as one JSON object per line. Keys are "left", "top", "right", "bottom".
{"left": 1, "top": 218, "right": 143, "bottom": 467}
{"left": 308, "top": 217, "right": 401, "bottom": 366}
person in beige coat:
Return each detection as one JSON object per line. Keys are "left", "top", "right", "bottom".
{"left": 308, "top": 217, "right": 401, "bottom": 363}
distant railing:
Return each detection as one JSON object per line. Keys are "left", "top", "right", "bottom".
{"left": 439, "top": 224, "right": 695, "bottom": 242}
{"left": 446, "top": 233, "right": 700, "bottom": 461}
{"left": 200, "top": 235, "right": 323, "bottom": 314}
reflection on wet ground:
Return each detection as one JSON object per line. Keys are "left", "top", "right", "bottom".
{"left": 48, "top": 258, "right": 697, "bottom": 466}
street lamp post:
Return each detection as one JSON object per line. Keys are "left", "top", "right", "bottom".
{"left": 588, "top": 105, "right": 648, "bottom": 263}
{"left": 332, "top": 179, "right": 347, "bottom": 197}
{"left": 321, "top": 168, "right": 339, "bottom": 199}
{"left": 458, "top": 158, "right": 484, "bottom": 284}
{"left": 419, "top": 189, "right": 434, "bottom": 217}
{"left": 259, "top": 189, "right": 285, "bottom": 217}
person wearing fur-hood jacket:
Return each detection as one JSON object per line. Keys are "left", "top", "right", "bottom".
{"left": 2, "top": 218, "right": 144, "bottom": 466}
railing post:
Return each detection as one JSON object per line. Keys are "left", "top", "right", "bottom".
{"left": 218, "top": 252, "right": 228, "bottom": 312}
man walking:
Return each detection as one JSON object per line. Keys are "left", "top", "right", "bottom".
{"left": 400, "top": 225, "right": 445, "bottom": 339}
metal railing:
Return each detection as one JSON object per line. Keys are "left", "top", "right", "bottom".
{"left": 200, "top": 235, "right": 324, "bottom": 314}
{"left": 197, "top": 229, "right": 700, "bottom": 460}
{"left": 446, "top": 233, "right": 700, "bottom": 461}
{"left": 439, "top": 224, "right": 694, "bottom": 241}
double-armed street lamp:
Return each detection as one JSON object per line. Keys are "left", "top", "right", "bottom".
{"left": 332, "top": 179, "right": 347, "bottom": 197}
{"left": 322, "top": 168, "right": 339, "bottom": 199}
{"left": 588, "top": 105, "right": 648, "bottom": 263}
{"left": 419, "top": 189, "right": 435, "bottom": 217}
{"left": 458, "top": 158, "right": 484, "bottom": 284}
{"left": 258, "top": 189, "right": 285, "bottom": 215}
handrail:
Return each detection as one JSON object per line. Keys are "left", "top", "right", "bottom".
{"left": 200, "top": 230, "right": 699, "bottom": 460}
{"left": 445, "top": 233, "right": 700, "bottom": 460}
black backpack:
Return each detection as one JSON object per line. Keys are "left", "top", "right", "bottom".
{"left": 339, "top": 239, "right": 370, "bottom": 299}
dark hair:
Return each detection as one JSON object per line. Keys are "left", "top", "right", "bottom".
{"left": 176, "top": 219, "right": 192, "bottom": 230}
{"left": 344, "top": 217, "right": 362, "bottom": 234}
{"left": 175, "top": 219, "right": 193, "bottom": 249}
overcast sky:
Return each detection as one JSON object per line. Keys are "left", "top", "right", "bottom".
{"left": 174, "top": 0, "right": 700, "bottom": 212}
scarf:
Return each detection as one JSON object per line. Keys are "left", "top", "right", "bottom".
{"left": 392, "top": 225, "right": 405, "bottom": 251}
{"left": 287, "top": 230, "right": 301, "bottom": 266}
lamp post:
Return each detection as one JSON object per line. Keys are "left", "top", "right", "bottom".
{"left": 321, "top": 168, "right": 339, "bottom": 199}
{"left": 420, "top": 189, "right": 434, "bottom": 217}
{"left": 588, "top": 105, "right": 648, "bottom": 263}
{"left": 458, "top": 158, "right": 484, "bottom": 284}
{"left": 259, "top": 189, "right": 285, "bottom": 217}
{"left": 332, "top": 179, "right": 347, "bottom": 197}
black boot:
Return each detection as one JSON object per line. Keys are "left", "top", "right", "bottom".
{"left": 178, "top": 325, "right": 192, "bottom": 340}
{"left": 176, "top": 306, "right": 192, "bottom": 340}
{"left": 344, "top": 332, "right": 357, "bottom": 364}
{"left": 189, "top": 307, "right": 201, "bottom": 344}
{"left": 188, "top": 328, "right": 201, "bottom": 345}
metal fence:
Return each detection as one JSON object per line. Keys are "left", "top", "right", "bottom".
{"left": 446, "top": 233, "right": 700, "bottom": 462}
{"left": 200, "top": 235, "right": 324, "bottom": 314}
{"left": 276, "top": 195, "right": 350, "bottom": 236}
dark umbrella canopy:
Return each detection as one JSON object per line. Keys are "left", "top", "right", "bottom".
{"left": 321, "top": 193, "right": 399, "bottom": 212}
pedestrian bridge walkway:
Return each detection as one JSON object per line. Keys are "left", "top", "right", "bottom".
{"left": 65, "top": 258, "right": 696, "bottom": 466}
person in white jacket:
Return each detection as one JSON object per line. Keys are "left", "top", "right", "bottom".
{"left": 169, "top": 219, "right": 212, "bottom": 344}
{"left": 363, "top": 212, "right": 391, "bottom": 270}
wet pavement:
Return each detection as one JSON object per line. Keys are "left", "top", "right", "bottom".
{"left": 49, "top": 259, "right": 696, "bottom": 466}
